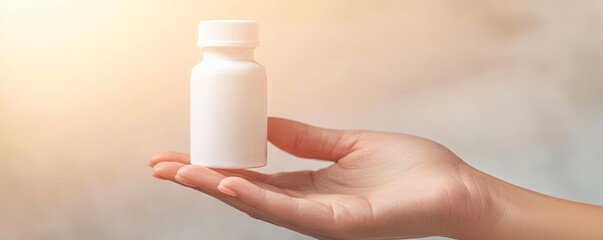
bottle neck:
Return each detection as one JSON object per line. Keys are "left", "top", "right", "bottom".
{"left": 202, "top": 47, "right": 255, "bottom": 61}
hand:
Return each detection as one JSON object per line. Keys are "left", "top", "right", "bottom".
{"left": 149, "top": 117, "right": 497, "bottom": 239}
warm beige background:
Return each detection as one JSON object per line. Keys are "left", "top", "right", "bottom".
{"left": 1, "top": 0, "right": 602, "bottom": 239}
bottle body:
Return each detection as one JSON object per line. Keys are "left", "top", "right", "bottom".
{"left": 190, "top": 48, "right": 267, "bottom": 168}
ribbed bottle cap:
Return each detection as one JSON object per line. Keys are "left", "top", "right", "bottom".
{"left": 197, "top": 20, "right": 259, "bottom": 48}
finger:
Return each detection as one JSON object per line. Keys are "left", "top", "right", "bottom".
{"left": 262, "top": 171, "right": 318, "bottom": 192}
{"left": 152, "top": 162, "right": 186, "bottom": 181}
{"left": 170, "top": 165, "right": 271, "bottom": 191}
{"left": 217, "top": 176, "right": 335, "bottom": 233}
{"left": 170, "top": 166, "right": 336, "bottom": 238}
{"left": 149, "top": 152, "right": 268, "bottom": 180}
{"left": 175, "top": 165, "right": 229, "bottom": 194}
{"left": 172, "top": 166, "right": 272, "bottom": 220}
{"left": 214, "top": 169, "right": 270, "bottom": 182}
{"left": 173, "top": 166, "right": 276, "bottom": 216}
{"left": 149, "top": 151, "right": 190, "bottom": 167}
{"left": 268, "top": 117, "right": 359, "bottom": 161}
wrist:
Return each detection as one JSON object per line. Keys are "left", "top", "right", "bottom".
{"left": 454, "top": 165, "right": 603, "bottom": 239}
{"left": 449, "top": 165, "right": 509, "bottom": 239}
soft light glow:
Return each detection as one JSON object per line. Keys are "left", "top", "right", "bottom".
{"left": 1, "top": 1, "right": 601, "bottom": 239}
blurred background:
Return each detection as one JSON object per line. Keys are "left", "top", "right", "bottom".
{"left": 1, "top": 0, "right": 602, "bottom": 239}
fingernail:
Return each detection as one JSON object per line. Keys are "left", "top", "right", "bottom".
{"left": 217, "top": 183, "right": 237, "bottom": 197}
{"left": 175, "top": 175, "right": 197, "bottom": 188}
{"left": 151, "top": 171, "right": 165, "bottom": 180}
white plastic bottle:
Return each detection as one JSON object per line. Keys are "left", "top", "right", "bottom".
{"left": 190, "top": 20, "right": 267, "bottom": 168}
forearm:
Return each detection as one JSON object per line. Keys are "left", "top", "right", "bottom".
{"left": 465, "top": 170, "right": 603, "bottom": 239}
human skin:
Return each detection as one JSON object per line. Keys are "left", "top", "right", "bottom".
{"left": 149, "top": 117, "right": 603, "bottom": 239}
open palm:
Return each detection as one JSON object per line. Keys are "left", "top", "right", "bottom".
{"left": 150, "top": 117, "right": 487, "bottom": 239}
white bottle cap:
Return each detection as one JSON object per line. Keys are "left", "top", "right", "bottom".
{"left": 197, "top": 20, "right": 259, "bottom": 48}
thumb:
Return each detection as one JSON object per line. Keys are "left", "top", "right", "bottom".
{"left": 267, "top": 117, "right": 359, "bottom": 161}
